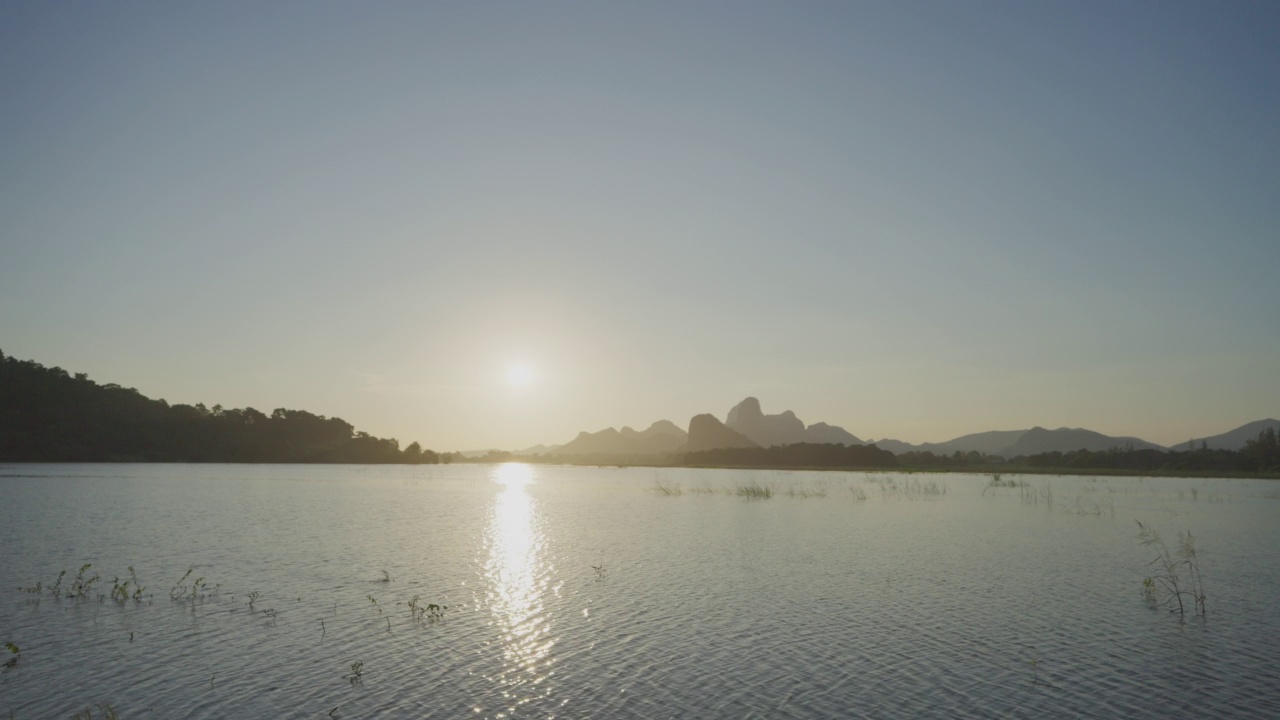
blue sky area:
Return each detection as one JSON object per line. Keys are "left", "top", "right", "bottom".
{"left": 2, "top": 1, "right": 1277, "bottom": 450}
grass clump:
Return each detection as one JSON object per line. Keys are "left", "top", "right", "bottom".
{"left": 407, "top": 595, "right": 447, "bottom": 623}
{"left": 110, "top": 567, "right": 145, "bottom": 605}
{"left": 1136, "top": 520, "right": 1206, "bottom": 618}
{"left": 735, "top": 482, "right": 773, "bottom": 499}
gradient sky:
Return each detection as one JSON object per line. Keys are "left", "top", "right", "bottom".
{"left": 2, "top": 1, "right": 1277, "bottom": 451}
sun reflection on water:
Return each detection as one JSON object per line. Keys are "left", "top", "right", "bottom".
{"left": 484, "top": 463, "right": 555, "bottom": 713}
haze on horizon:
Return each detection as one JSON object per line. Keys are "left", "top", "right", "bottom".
{"left": 2, "top": 2, "right": 1277, "bottom": 452}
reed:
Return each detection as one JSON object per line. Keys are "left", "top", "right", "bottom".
{"left": 1135, "top": 520, "right": 1206, "bottom": 618}
{"left": 735, "top": 482, "right": 773, "bottom": 499}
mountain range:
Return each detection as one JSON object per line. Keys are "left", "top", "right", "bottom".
{"left": 873, "top": 427, "right": 1164, "bottom": 458}
{"left": 536, "top": 398, "right": 1274, "bottom": 459}
{"left": 544, "top": 398, "right": 865, "bottom": 456}
{"left": 552, "top": 420, "right": 687, "bottom": 456}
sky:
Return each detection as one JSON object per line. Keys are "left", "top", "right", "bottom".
{"left": 2, "top": 1, "right": 1277, "bottom": 451}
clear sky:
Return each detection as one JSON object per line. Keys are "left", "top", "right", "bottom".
{"left": 2, "top": 1, "right": 1277, "bottom": 451}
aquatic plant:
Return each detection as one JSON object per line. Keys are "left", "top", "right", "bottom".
{"left": 345, "top": 661, "right": 364, "bottom": 686}
{"left": 592, "top": 565, "right": 607, "bottom": 580}
{"left": 169, "top": 569, "right": 193, "bottom": 600}
{"left": 3, "top": 642, "right": 18, "bottom": 668}
{"left": 983, "top": 474, "right": 1025, "bottom": 496}
{"left": 407, "top": 595, "right": 446, "bottom": 624}
{"left": 735, "top": 482, "right": 773, "bottom": 499}
{"left": 246, "top": 591, "right": 260, "bottom": 610}
{"left": 378, "top": 570, "right": 391, "bottom": 583}
{"left": 848, "top": 487, "right": 868, "bottom": 501}
{"left": 49, "top": 570, "right": 66, "bottom": 599}
{"left": 1135, "top": 520, "right": 1206, "bottom": 618}
{"left": 68, "top": 564, "right": 99, "bottom": 599}
{"left": 111, "top": 566, "right": 145, "bottom": 605}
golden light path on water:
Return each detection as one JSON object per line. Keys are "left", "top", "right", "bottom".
{"left": 483, "top": 463, "right": 557, "bottom": 717}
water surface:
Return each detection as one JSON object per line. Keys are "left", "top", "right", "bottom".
{"left": 1, "top": 464, "right": 1277, "bottom": 718}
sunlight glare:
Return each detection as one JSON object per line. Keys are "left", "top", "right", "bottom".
{"left": 484, "top": 463, "right": 555, "bottom": 709}
{"left": 506, "top": 362, "right": 534, "bottom": 389}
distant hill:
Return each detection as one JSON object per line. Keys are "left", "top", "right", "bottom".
{"left": 685, "top": 414, "right": 758, "bottom": 452}
{"left": 1172, "top": 419, "right": 1280, "bottom": 451}
{"left": 519, "top": 443, "right": 562, "bottom": 455}
{"left": 724, "top": 397, "right": 861, "bottom": 447}
{"left": 999, "top": 427, "right": 1165, "bottom": 457}
{"left": 555, "top": 420, "right": 686, "bottom": 456}
{"left": 877, "top": 427, "right": 1164, "bottom": 458}
{"left": 873, "top": 429, "right": 1026, "bottom": 457}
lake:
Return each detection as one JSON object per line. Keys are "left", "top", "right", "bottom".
{"left": 1, "top": 463, "right": 1277, "bottom": 718}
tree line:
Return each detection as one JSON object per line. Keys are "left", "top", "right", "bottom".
{"left": 1013, "top": 431, "right": 1279, "bottom": 474}
{"left": 0, "top": 350, "right": 444, "bottom": 464}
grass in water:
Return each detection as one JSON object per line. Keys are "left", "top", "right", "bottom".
{"left": 735, "top": 482, "right": 773, "bottom": 499}
{"left": 1136, "top": 520, "right": 1206, "bottom": 618}
{"left": 408, "top": 595, "right": 446, "bottom": 622}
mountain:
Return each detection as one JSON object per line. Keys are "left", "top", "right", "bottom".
{"left": 872, "top": 430, "right": 1027, "bottom": 457}
{"left": 805, "top": 422, "right": 861, "bottom": 445}
{"left": 554, "top": 420, "right": 686, "bottom": 456}
{"left": 685, "top": 414, "right": 759, "bottom": 452}
{"left": 519, "top": 443, "right": 562, "bottom": 455}
{"left": 876, "top": 427, "right": 1164, "bottom": 458}
{"left": 998, "top": 427, "right": 1165, "bottom": 457}
{"left": 1172, "top": 419, "right": 1280, "bottom": 451}
{"left": 724, "top": 397, "right": 861, "bottom": 447}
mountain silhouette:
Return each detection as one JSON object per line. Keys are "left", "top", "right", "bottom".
{"left": 685, "top": 414, "right": 758, "bottom": 452}
{"left": 875, "top": 427, "right": 1164, "bottom": 458}
{"left": 555, "top": 420, "right": 686, "bottom": 456}
{"left": 724, "top": 397, "right": 861, "bottom": 447}
{"left": 998, "top": 427, "right": 1165, "bottom": 456}
{"left": 872, "top": 430, "right": 1028, "bottom": 456}
{"left": 1172, "top": 419, "right": 1280, "bottom": 451}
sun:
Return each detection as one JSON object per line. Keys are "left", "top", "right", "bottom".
{"left": 505, "top": 362, "right": 534, "bottom": 389}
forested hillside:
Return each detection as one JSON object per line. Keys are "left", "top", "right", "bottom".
{"left": 0, "top": 350, "right": 441, "bottom": 463}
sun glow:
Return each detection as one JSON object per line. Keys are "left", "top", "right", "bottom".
{"left": 505, "top": 362, "right": 534, "bottom": 389}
